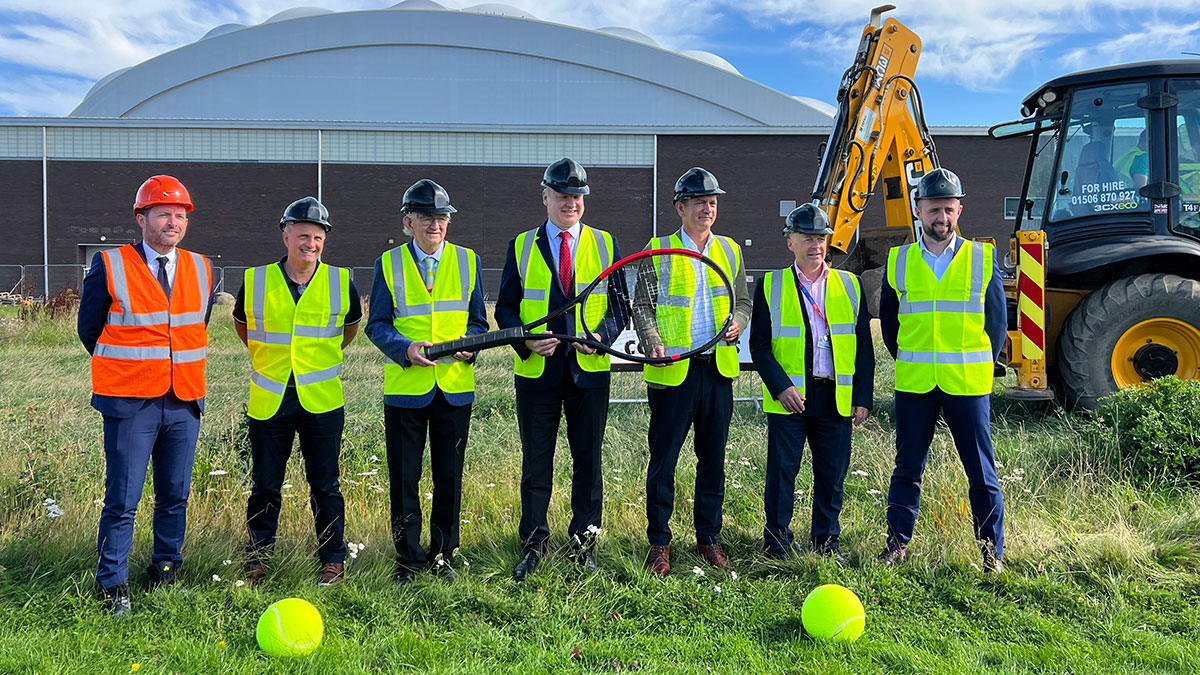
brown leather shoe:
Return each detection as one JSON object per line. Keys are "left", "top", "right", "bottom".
{"left": 318, "top": 562, "right": 345, "bottom": 587}
{"left": 697, "top": 542, "right": 732, "bottom": 570}
{"left": 646, "top": 545, "right": 670, "bottom": 576}
{"left": 245, "top": 562, "right": 267, "bottom": 586}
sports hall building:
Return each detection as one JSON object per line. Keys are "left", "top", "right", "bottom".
{"left": 0, "top": 2, "right": 1027, "bottom": 296}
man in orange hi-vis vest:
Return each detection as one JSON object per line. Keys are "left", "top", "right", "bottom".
{"left": 78, "top": 175, "right": 214, "bottom": 618}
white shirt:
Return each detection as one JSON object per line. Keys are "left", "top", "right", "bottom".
{"left": 142, "top": 241, "right": 176, "bottom": 285}
{"left": 917, "top": 230, "right": 959, "bottom": 282}
{"left": 412, "top": 240, "right": 445, "bottom": 282}
{"left": 545, "top": 220, "right": 581, "bottom": 289}
{"left": 680, "top": 227, "right": 718, "bottom": 349}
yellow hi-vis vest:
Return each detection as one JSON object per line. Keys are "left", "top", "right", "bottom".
{"left": 761, "top": 267, "right": 861, "bottom": 416}
{"left": 886, "top": 240, "right": 995, "bottom": 396}
{"left": 244, "top": 263, "right": 350, "bottom": 420}
{"left": 642, "top": 232, "right": 742, "bottom": 387}
{"left": 381, "top": 243, "right": 478, "bottom": 396}
{"left": 1114, "top": 146, "right": 1146, "bottom": 179}
{"left": 514, "top": 224, "right": 614, "bottom": 378}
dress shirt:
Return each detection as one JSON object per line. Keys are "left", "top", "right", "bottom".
{"left": 794, "top": 262, "right": 833, "bottom": 378}
{"left": 679, "top": 228, "right": 718, "bottom": 350}
{"left": 917, "top": 229, "right": 959, "bottom": 281}
{"left": 142, "top": 242, "right": 177, "bottom": 286}
{"left": 545, "top": 220, "right": 581, "bottom": 287}
{"left": 413, "top": 240, "right": 445, "bottom": 284}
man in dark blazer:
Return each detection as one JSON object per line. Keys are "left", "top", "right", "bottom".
{"left": 749, "top": 204, "right": 874, "bottom": 565}
{"left": 494, "top": 157, "right": 628, "bottom": 581}
{"left": 78, "top": 175, "right": 214, "bottom": 617}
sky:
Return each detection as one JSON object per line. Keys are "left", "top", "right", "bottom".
{"left": 0, "top": 0, "right": 1198, "bottom": 125}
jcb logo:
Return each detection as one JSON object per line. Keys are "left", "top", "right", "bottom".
{"left": 875, "top": 44, "right": 893, "bottom": 88}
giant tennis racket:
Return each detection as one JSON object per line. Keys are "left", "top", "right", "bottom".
{"left": 424, "top": 248, "right": 735, "bottom": 364}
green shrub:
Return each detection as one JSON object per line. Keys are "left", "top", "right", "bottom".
{"left": 1095, "top": 376, "right": 1200, "bottom": 483}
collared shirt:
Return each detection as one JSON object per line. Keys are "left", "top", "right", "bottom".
{"left": 142, "top": 241, "right": 177, "bottom": 286}
{"left": 411, "top": 240, "right": 446, "bottom": 285}
{"left": 679, "top": 227, "right": 718, "bottom": 351}
{"left": 545, "top": 220, "right": 581, "bottom": 286}
{"left": 794, "top": 262, "right": 833, "bottom": 378}
{"left": 917, "top": 229, "right": 959, "bottom": 281}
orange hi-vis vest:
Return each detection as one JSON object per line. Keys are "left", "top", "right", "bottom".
{"left": 92, "top": 244, "right": 211, "bottom": 400}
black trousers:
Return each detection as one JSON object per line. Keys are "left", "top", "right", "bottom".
{"left": 246, "top": 388, "right": 347, "bottom": 564}
{"left": 762, "top": 380, "right": 852, "bottom": 552}
{"left": 515, "top": 379, "right": 609, "bottom": 552}
{"left": 646, "top": 358, "right": 733, "bottom": 546}
{"left": 385, "top": 391, "right": 470, "bottom": 569}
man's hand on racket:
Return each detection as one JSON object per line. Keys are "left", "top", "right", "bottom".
{"left": 778, "top": 386, "right": 805, "bottom": 414}
{"left": 408, "top": 340, "right": 437, "bottom": 367}
{"left": 723, "top": 319, "right": 741, "bottom": 342}
{"left": 451, "top": 350, "right": 474, "bottom": 362}
{"left": 526, "top": 337, "right": 559, "bottom": 356}
{"left": 648, "top": 343, "right": 667, "bottom": 366}
{"left": 571, "top": 330, "right": 601, "bottom": 355}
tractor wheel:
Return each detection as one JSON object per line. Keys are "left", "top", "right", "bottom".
{"left": 1057, "top": 274, "right": 1200, "bottom": 410}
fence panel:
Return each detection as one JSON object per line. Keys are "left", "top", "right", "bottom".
{"left": 0, "top": 265, "right": 24, "bottom": 300}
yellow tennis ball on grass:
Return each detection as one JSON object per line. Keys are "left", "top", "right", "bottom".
{"left": 801, "top": 584, "right": 865, "bottom": 643}
{"left": 256, "top": 598, "right": 323, "bottom": 657}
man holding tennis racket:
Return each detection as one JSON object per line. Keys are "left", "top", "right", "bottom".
{"left": 750, "top": 204, "right": 874, "bottom": 565}
{"left": 642, "top": 167, "right": 752, "bottom": 576}
{"left": 495, "top": 158, "right": 628, "bottom": 581}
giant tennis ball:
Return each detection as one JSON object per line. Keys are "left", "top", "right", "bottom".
{"left": 801, "top": 584, "right": 865, "bottom": 642}
{"left": 256, "top": 598, "right": 323, "bottom": 657}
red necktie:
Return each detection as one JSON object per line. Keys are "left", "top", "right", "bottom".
{"left": 558, "top": 231, "right": 573, "bottom": 294}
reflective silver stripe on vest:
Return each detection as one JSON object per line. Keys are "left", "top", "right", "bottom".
{"left": 457, "top": 247, "right": 472, "bottom": 301}
{"left": 295, "top": 325, "right": 344, "bottom": 339}
{"left": 94, "top": 343, "right": 170, "bottom": 360}
{"left": 837, "top": 374, "right": 855, "bottom": 387}
{"left": 251, "top": 265, "right": 269, "bottom": 324}
{"left": 713, "top": 236, "right": 739, "bottom": 279}
{"left": 106, "top": 248, "right": 131, "bottom": 313}
{"left": 187, "top": 251, "right": 211, "bottom": 315}
{"left": 968, "top": 241, "right": 986, "bottom": 300}
{"left": 897, "top": 349, "right": 994, "bottom": 364}
{"left": 251, "top": 368, "right": 287, "bottom": 396}
{"left": 171, "top": 347, "right": 207, "bottom": 364}
{"left": 295, "top": 363, "right": 341, "bottom": 386}
{"left": 246, "top": 328, "right": 291, "bottom": 345}
{"left": 829, "top": 322, "right": 856, "bottom": 335}
{"left": 434, "top": 299, "right": 469, "bottom": 312}
{"left": 394, "top": 301, "right": 432, "bottom": 317}
{"left": 892, "top": 244, "right": 912, "bottom": 293}
{"left": 901, "top": 299, "right": 985, "bottom": 314}
{"left": 769, "top": 271, "right": 784, "bottom": 338}
{"left": 170, "top": 311, "right": 206, "bottom": 327}
{"left": 107, "top": 310, "right": 168, "bottom": 326}
{"left": 789, "top": 374, "right": 804, "bottom": 387}
{"left": 326, "top": 265, "right": 343, "bottom": 329}
{"left": 837, "top": 271, "right": 860, "bottom": 319}
{"left": 518, "top": 231, "right": 546, "bottom": 302}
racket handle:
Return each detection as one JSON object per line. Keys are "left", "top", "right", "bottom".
{"left": 424, "top": 327, "right": 526, "bottom": 360}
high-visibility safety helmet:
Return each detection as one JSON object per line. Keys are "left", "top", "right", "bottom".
{"left": 673, "top": 167, "right": 726, "bottom": 202}
{"left": 916, "top": 168, "right": 966, "bottom": 200}
{"left": 401, "top": 179, "right": 457, "bottom": 215}
{"left": 541, "top": 158, "right": 590, "bottom": 195}
{"left": 133, "top": 175, "right": 193, "bottom": 215}
{"left": 279, "top": 196, "right": 331, "bottom": 231}
{"left": 783, "top": 203, "right": 834, "bottom": 236}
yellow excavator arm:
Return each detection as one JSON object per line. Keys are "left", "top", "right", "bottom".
{"left": 813, "top": 5, "right": 939, "bottom": 256}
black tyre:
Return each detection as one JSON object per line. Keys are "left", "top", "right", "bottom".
{"left": 1057, "top": 274, "right": 1200, "bottom": 411}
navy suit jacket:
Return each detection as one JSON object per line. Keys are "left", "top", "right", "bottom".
{"left": 879, "top": 238, "right": 1008, "bottom": 365}
{"left": 78, "top": 244, "right": 216, "bottom": 418}
{"left": 494, "top": 224, "right": 628, "bottom": 391}
{"left": 749, "top": 267, "right": 875, "bottom": 412}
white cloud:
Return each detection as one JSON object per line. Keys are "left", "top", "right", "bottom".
{"left": 1060, "top": 19, "right": 1200, "bottom": 70}
{"left": 0, "top": 73, "right": 92, "bottom": 116}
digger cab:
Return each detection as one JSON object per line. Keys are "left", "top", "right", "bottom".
{"left": 991, "top": 61, "right": 1200, "bottom": 408}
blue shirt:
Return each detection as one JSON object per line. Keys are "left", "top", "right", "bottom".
{"left": 545, "top": 220, "right": 581, "bottom": 290}
{"left": 917, "top": 230, "right": 960, "bottom": 281}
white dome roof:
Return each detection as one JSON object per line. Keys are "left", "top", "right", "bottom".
{"left": 263, "top": 7, "right": 333, "bottom": 24}
{"left": 679, "top": 50, "right": 741, "bottom": 76}
{"left": 390, "top": 0, "right": 446, "bottom": 8}
{"left": 201, "top": 23, "right": 246, "bottom": 40}
{"left": 596, "top": 27, "right": 659, "bottom": 47}
{"left": 461, "top": 4, "right": 537, "bottom": 19}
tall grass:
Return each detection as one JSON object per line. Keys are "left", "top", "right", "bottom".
{"left": 1, "top": 308, "right": 1199, "bottom": 672}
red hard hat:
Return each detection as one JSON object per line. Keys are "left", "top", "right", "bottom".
{"left": 133, "top": 175, "right": 193, "bottom": 215}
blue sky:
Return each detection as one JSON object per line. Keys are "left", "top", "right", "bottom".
{"left": 1, "top": 0, "right": 1198, "bottom": 125}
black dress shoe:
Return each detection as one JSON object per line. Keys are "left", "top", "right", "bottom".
{"left": 573, "top": 546, "right": 598, "bottom": 573}
{"left": 103, "top": 582, "right": 132, "bottom": 619}
{"left": 394, "top": 565, "right": 417, "bottom": 584}
{"left": 512, "top": 549, "right": 541, "bottom": 582}
{"left": 431, "top": 557, "right": 459, "bottom": 582}
{"left": 146, "top": 562, "right": 180, "bottom": 590}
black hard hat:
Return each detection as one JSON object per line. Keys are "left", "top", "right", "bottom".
{"left": 673, "top": 167, "right": 726, "bottom": 202}
{"left": 279, "top": 196, "right": 331, "bottom": 231}
{"left": 401, "top": 179, "right": 457, "bottom": 215}
{"left": 541, "top": 158, "right": 590, "bottom": 195}
{"left": 783, "top": 203, "right": 834, "bottom": 236}
{"left": 916, "top": 168, "right": 966, "bottom": 200}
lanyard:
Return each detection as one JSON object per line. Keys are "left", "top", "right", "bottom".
{"left": 799, "top": 282, "right": 827, "bottom": 327}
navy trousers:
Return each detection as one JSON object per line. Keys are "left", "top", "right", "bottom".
{"left": 385, "top": 392, "right": 470, "bottom": 569}
{"left": 96, "top": 394, "right": 200, "bottom": 589}
{"left": 763, "top": 380, "right": 851, "bottom": 552}
{"left": 646, "top": 358, "right": 733, "bottom": 546}
{"left": 515, "top": 379, "right": 609, "bottom": 552}
{"left": 246, "top": 388, "right": 347, "bottom": 564}
{"left": 887, "top": 388, "right": 1005, "bottom": 558}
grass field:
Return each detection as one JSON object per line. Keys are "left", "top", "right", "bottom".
{"left": 2, "top": 307, "right": 1200, "bottom": 673}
